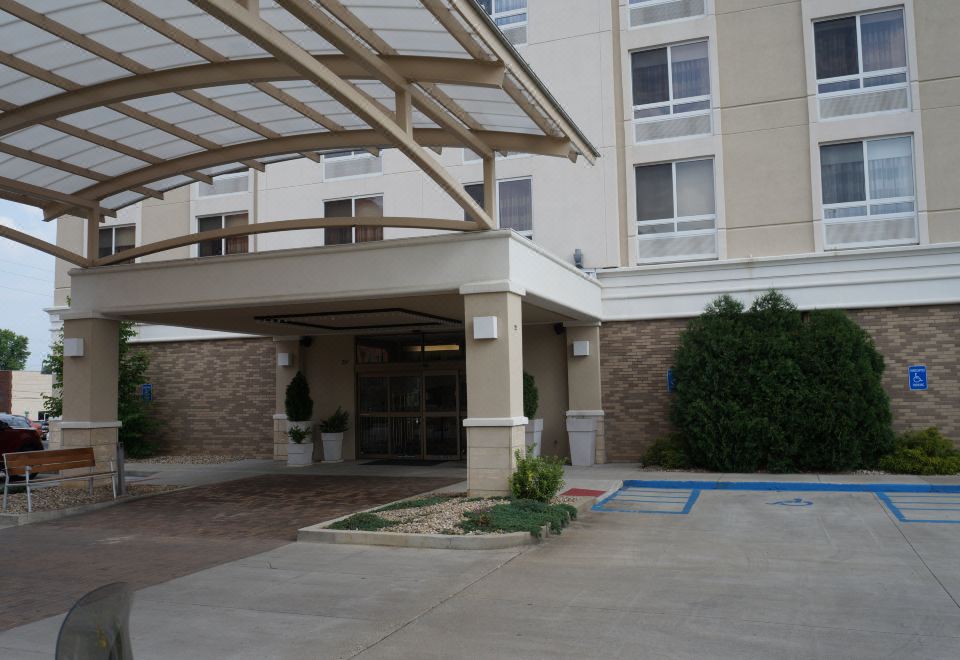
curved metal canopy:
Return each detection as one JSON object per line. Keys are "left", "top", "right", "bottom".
{"left": 0, "top": 0, "right": 597, "bottom": 266}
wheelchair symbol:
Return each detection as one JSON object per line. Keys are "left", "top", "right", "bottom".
{"left": 767, "top": 497, "right": 812, "bottom": 507}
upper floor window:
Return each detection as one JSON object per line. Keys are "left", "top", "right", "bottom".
{"left": 464, "top": 177, "right": 532, "bottom": 237}
{"left": 198, "top": 171, "right": 249, "bottom": 197}
{"left": 324, "top": 195, "right": 384, "bottom": 245}
{"left": 629, "top": 0, "right": 705, "bottom": 28}
{"left": 635, "top": 158, "right": 717, "bottom": 262}
{"left": 820, "top": 135, "right": 917, "bottom": 249}
{"left": 323, "top": 150, "right": 382, "bottom": 180}
{"left": 477, "top": 0, "right": 527, "bottom": 46}
{"left": 631, "top": 41, "right": 711, "bottom": 143}
{"left": 814, "top": 9, "right": 909, "bottom": 119}
{"left": 197, "top": 212, "right": 249, "bottom": 257}
{"left": 98, "top": 225, "right": 134, "bottom": 260}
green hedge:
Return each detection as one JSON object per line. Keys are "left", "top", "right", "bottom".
{"left": 670, "top": 291, "right": 894, "bottom": 472}
{"left": 878, "top": 428, "right": 960, "bottom": 475}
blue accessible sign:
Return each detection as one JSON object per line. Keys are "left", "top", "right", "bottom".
{"left": 140, "top": 383, "right": 153, "bottom": 401}
{"left": 908, "top": 366, "right": 927, "bottom": 391}
{"left": 666, "top": 369, "right": 676, "bottom": 393}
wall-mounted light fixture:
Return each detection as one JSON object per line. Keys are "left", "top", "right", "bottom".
{"left": 277, "top": 352, "right": 291, "bottom": 367}
{"left": 473, "top": 316, "right": 498, "bottom": 340}
{"left": 572, "top": 340, "right": 590, "bottom": 357}
{"left": 63, "top": 338, "right": 84, "bottom": 357}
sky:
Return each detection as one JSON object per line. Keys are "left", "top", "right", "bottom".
{"left": 0, "top": 200, "right": 56, "bottom": 371}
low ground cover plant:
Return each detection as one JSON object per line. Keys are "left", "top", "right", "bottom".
{"left": 460, "top": 499, "right": 578, "bottom": 538}
{"left": 878, "top": 428, "right": 960, "bottom": 475}
{"left": 670, "top": 290, "right": 894, "bottom": 473}
{"left": 509, "top": 448, "right": 565, "bottom": 502}
{"left": 375, "top": 495, "right": 450, "bottom": 512}
{"left": 328, "top": 512, "right": 397, "bottom": 531}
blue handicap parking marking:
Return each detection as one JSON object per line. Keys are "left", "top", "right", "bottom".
{"left": 593, "top": 487, "right": 700, "bottom": 515}
{"left": 878, "top": 492, "right": 960, "bottom": 524}
{"left": 767, "top": 497, "right": 813, "bottom": 507}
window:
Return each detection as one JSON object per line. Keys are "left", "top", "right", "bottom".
{"left": 629, "top": 0, "right": 705, "bottom": 28}
{"left": 97, "top": 225, "right": 135, "bottom": 261}
{"left": 634, "top": 158, "right": 717, "bottom": 262}
{"left": 198, "top": 171, "right": 249, "bottom": 197}
{"left": 323, "top": 195, "right": 384, "bottom": 245}
{"left": 814, "top": 9, "right": 909, "bottom": 118}
{"left": 819, "top": 136, "right": 917, "bottom": 248}
{"left": 464, "top": 177, "right": 532, "bottom": 237}
{"left": 631, "top": 41, "right": 711, "bottom": 142}
{"left": 323, "top": 150, "right": 382, "bottom": 180}
{"left": 197, "top": 212, "right": 249, "bottom": 257}
{"left": 477, "top": 0, "right": 527, "bottom": 46}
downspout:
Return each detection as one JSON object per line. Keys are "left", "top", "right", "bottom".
{"left": 610, "top": 0, "right": 630, "bottom": 267}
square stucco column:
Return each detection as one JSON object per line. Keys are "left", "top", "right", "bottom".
{"left": 61, "top": 317, "right": 120, "bottom": 481}
{"left": 565, "top": 323, "right": 605, "bottom": 465}
{"left": 273, "top": 338, "right": 301, "bottom": 460}
{"left": 462, "top": 285, "right": 526, "bottom": 497}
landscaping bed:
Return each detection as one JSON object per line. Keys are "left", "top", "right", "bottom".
{"left": 327, "top": 493, "right": 583, "bottom": 538}
{"left": 1, "top": 483, "right": 181, "bottom": 515}
{"left": 125, "top": 454, "right": 257, "bottom": 465}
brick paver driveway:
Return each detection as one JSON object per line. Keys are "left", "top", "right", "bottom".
{"left": 0, "top": 474, "right": 459, "bottom": 630}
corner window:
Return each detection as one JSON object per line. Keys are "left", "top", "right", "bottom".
{"left": 631, "top": 41, "right": 711, "bottom": 142}
{"left": 323, "top": 195, "right": 384, "bottom": 245}
{"left": 464, "top": 177, "right": 532, "bottom": 237}
{"left": 323, "top": 150, "right": 381, "bottom": 180}
{"left": 477, "top": 0, "right": 527, "bottom": 46}
{"left": 197, "top": 212, "right": 249, "bottom": 257}
{"left": 97, "top": 225, "right": 135, "bottom": 260}
{"left": 198, "top": 171, "right": 249, "bottom": 197}
{"left": 635, "top": 158, "right": 717, "bottom": 262}
{"left": 814, "top": 9, "right": 909, "bottom": 118}
{"left": 820, "top": 136, "right": 917, "bottom": 249}
{"left": 629, "top": 0, "right": 705, "bottom": 28}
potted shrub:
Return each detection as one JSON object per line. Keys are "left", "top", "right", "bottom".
{"left": 523, "top": 371, "right": 543, "bottom": 457}
{"left": 285, "top": 371, "right": 314, "bottom": 467}
{"left": 319, "top": 406, "right": 350, "bottom": 463}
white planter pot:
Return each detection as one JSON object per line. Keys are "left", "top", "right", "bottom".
{"left": 524, "top": 418, "right": 544, "bottom": 457}
{"left": 321, "top": 432, "right": 344, "bottom": 463}
{"left": 566, "top": 415, "right": 597, "bottom": 467}
{"left": 287, "top": 441, "right": 314, "bottom": 467}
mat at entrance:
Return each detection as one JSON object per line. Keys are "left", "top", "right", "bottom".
{"left": 362, "top": 459, "right": 452, "bottom": 466}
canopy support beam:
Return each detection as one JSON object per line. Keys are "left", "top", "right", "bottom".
{"left": 0, "top": 223, "right": 90, "bottom": 268}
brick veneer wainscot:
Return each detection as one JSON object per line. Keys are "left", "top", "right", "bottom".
{"left": 600, "top": 305, "right": 960, "bottom": 462}
{"left": 138, "top": 338, "right": 275, "bottom": 457}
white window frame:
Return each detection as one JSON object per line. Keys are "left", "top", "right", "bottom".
{"left": 322, "top": 194, "right": 384, "bottom": 245}
{"left": 820, "top": 135, "right": 917, "bottom": 249}
{"left": 628, "top": 0, "right": 707, "bottom": 27}
{"left": 322, "top": 150, "right": 382, "bottom": 181}
{"left": 635, "top": 157, "right": 716, "bottom": 240}
{"left": 195, "top": 212, "right": 250, "bottom": 257}
{"left": 483, "top": 1, "right": 528, "bottom": 46}
{"left": 97, "top": 224, "right": 136, "bottom": 259}
{"left": 814, "top": 9, "right": 909, "bottom": 107}
{"left": 465, "top": 176, "right": 533, "bottom": 238}
{"left": 197, "top": 170, "right": 250, "bottom": 198}
{"left": 631, "top": 40, "right": 712, "bottom": 128}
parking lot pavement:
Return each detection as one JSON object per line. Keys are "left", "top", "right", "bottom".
{"left": 2, "top": 480, "right": 959, "bottom": 659}
{"left": 0, "top": 474, "right": 460, "bottom": 633}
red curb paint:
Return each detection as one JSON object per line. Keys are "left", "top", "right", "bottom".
{"left": 562, "top": 488, "right": 606, "bottom": 497}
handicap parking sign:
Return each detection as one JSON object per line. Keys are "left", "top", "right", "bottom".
{"left": 908, "top": 365, "right": 927, "bottom": 391}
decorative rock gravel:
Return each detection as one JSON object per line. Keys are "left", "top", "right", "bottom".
{"left": 373, "top": 494, "right": 583, "bottom": 535}
{"left": 1, "top": 484, "right": 180, "bottom": 515}
{"left": 126, "top": 454, "right": 255, "bottom": 465}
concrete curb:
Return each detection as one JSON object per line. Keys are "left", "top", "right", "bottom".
{"left": 297, "top": 490, "right": 604, "bottom": 550}
{"left": 0, "top": 485, "right": 194, "bottom": 528}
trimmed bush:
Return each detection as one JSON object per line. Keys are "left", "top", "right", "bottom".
{"left": 510, "top": 449, "right": 565, "bottom": 502}
{"left": 523, "top": 371, "right": 539, "bottom": 419}
{"left": 671, "top": 290, "right": 893, "bottom": 472}
{"left": 641, "top": 435, "right": 691, "bottom": 470}
{"left": 284, "top": 371, "right": 313, "bottom": 422}
{"left": 878, "top": 428, "right": 960, "bottom": 475}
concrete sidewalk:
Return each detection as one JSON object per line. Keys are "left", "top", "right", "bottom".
{"left": 2, "top": 470, "right": 959, "bottom": 659}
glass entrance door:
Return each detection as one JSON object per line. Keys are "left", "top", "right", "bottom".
{"left": 357, "top": 371, "right": 464, "bottom": 459}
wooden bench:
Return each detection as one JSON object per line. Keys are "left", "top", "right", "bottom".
{"left": 2, "top": 448, "right": 117, "bottom": 513}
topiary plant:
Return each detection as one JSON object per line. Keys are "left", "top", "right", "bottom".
{"left": 284, "top": 371, "right": 313, "bottom": 422}
{"left": 523, "top": 371, "right": 539, "bottom": 419}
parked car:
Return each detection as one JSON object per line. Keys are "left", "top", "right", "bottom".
{"left": 0, "top": 414, "right": 44, "bottom": 475}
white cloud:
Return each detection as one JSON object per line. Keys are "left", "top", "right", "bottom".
{"left": 0, "top": 201, "right": 58, "bottom": 370}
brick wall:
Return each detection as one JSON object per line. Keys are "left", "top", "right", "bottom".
{"left": 0, "top": 371, "right": 11, "bottom": 414}
{"left": 600, "top": 304, "right": 960, "bottom": 462}
{"left": 137, "top": 338, "right": 275, "bottom": 457}
{"left": 600, "top": 319, "right": 686, "bottom": 462}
